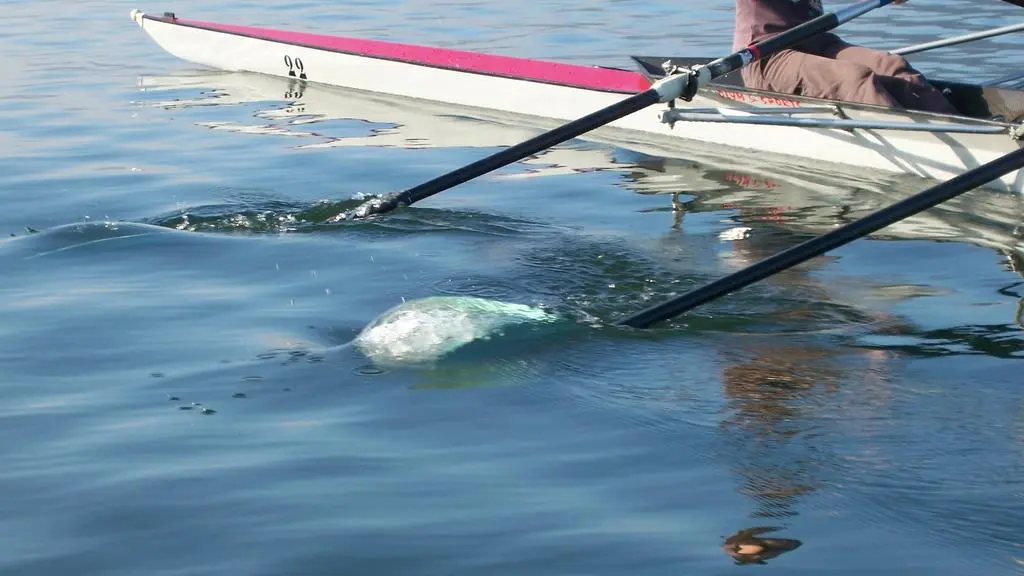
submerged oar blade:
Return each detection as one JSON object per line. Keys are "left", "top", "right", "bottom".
{"left": 354, "top": 296, "right": 561, "bottom": 365}
{"left": 618, "top": 147, "right": 1024, "bottom": 329}
{"left": 336, "top": 0, "right": 898, "bottom": 221}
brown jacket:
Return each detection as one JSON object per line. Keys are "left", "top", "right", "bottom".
{"left": 733, "top": 0, "right": 834, "bottom": 52}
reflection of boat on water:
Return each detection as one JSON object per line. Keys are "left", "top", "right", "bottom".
{"left": 136, "top": 68, "right": 842, "bottom": 192}
{"left": 136, "top": 70, "right": 1024, "bottom": 258}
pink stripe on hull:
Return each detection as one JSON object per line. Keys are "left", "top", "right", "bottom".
{"left": 167, "top": 16, "right": 652, "bottom": 94}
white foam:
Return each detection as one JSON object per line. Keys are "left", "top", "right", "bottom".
{"left": 354, "top": 296, "right": 556, "bottom": 365}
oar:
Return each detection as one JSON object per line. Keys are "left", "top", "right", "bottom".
{"left": 891, "top": 21, "right": 1024, "bottom": 56}
{"left": 334, "top": 0, "right": 899, "bottom": 221}
{"left": 617, "top": 148, "right": 1024, "bottom": 329}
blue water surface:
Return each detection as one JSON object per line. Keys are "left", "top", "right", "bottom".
{"left": 1, "top": 0, "right": 1023, "bottom": 574}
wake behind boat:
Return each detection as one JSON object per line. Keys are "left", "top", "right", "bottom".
{"left": 129, "top": 8, "right": 1024, "bottom": 193}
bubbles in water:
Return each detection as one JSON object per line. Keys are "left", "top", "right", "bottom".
{"left": 354, "top": 296, "right": 558, "bottom": 365}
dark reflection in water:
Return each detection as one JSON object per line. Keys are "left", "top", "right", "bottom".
{"left": 700, "top": 194, "right": 896, "bottom": 562}
{"left": 718, "top": 345, "right": 837, "bottom": 519}
{"left": 721, "top": 526, "right": 803, "bottom": 565}
{"left": 1005, "top": 250, "right": 1024, "bottom": 330}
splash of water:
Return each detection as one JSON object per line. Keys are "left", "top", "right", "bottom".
{"left": 354, "top": 296, "right": 560, "bottom": 365}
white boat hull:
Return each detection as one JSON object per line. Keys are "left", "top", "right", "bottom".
{"left": 130, "top": 9, "right": 1024, "bottom": 194}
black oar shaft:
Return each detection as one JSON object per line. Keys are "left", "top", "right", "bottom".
{"left": 340, "top": 0, "right": 897, "bottom": 220}
{"left": 701, "top": 0, "right": 895, "bottom": 88}
{"left": 334, "top": 88, "right": 660, "bottom": 219}
{"left": 398, "top": 90, "right": 661, "bottom": 209}
{"left": 891, "top": 21, "right": 1024, "bottom": 56}
{"left": 618, "top": 147, "right": 1024, "bottom": 329}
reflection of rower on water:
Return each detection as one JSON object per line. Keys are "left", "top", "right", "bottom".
{"left": 734, "top": 0, "right": 959, "bottom": 114}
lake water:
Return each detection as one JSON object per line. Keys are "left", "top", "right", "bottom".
{"left": 2, "top": 0, "right": 1023, "bottom": 574}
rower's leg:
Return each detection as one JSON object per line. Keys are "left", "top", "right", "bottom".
{"left": 740, "top": 50, "right": 902, "bottom": 108}
{"left": 875, "top": 75, "right": 961, "bottom": 115}
{"left": 825, "top": 41, "right": 959, "bottom": 114}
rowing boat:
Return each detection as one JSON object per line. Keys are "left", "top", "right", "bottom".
{"left": 128, "top": 8, "right": 1024, "bottom": 194}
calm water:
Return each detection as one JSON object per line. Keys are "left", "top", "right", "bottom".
{"left": 2, "top": 0, "right": 1024, "bottom": 574}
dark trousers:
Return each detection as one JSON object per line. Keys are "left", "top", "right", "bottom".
{"left": 740, "top": 35, "right": 959, "bottom": 114}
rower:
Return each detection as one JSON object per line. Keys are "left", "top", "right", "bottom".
{"left": 733, "top": 0, "right": 960, "bottom": 114}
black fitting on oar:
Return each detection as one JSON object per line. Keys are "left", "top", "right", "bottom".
{"left": 617, "top": 147, "right": 1024, "bottom": 329}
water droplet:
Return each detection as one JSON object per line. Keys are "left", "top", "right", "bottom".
{"left": 200, "top": 407, "right": 216, "bottom": 415}
{"left": 233, "top": 393, "right": 247, "bottom": 398}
